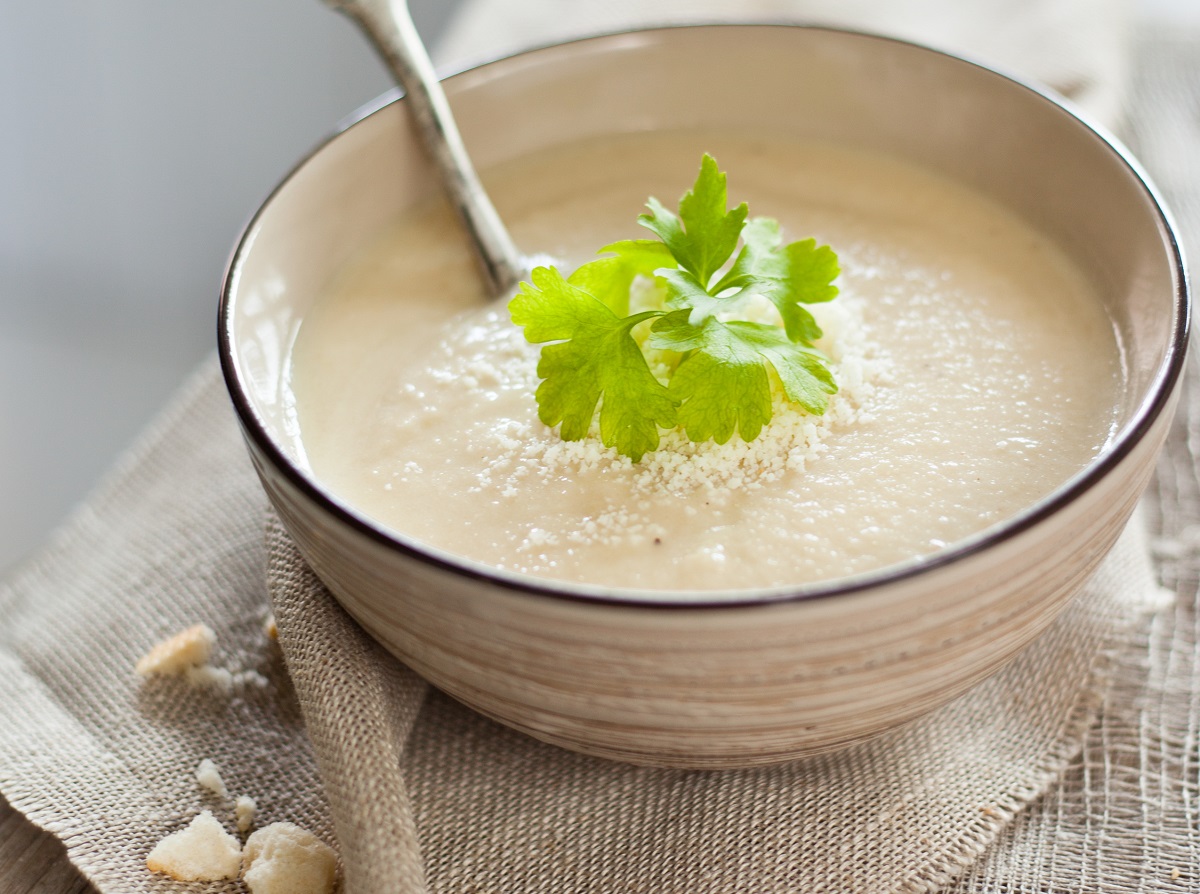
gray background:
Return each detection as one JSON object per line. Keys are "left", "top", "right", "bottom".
{"left": 1, "top": 0, "right": 1196, "bottom": 574}
{"left": 0, "top": 0, "right": 460, "bottom": 572}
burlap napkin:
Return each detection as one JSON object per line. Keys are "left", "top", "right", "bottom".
{"left": 2, "top": 11, "right": 1197, "bottom": 894}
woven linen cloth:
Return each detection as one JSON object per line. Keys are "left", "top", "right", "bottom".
{"left": 1, "top": 13, "right": 1197, "bottom": 894}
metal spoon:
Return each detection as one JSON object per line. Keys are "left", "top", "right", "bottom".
{"left": 325, "top": 0, "right": 526, "bottom": 296}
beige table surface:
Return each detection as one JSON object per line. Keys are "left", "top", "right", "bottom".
{"left": 0, "top": 795, "right": 94, "bottom": 894}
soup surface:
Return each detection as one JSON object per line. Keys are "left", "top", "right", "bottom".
{"left": 289, "top": 133, "right": 1120, "bottom": 592}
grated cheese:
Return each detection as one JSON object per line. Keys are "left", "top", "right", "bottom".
{"left": 439, "top": 296, "right": 888, "bottom": 552}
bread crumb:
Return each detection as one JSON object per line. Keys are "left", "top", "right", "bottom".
{"left": 263, "top": 614, "right": 278, "bottom": 640}
{"left": 236, "top": 795, "right": 258, "bottom": 833}
{"left": 184, "top": 663, "right": 234, "bottom": 694}
{"left": 135, "top": 624, "right": 216, "bottom": 676}
{"left": 146, "top": 810, "right": 241, "bottom": 881}
{"left": 195, "top": 758, "right": 229, "bottom": 800}
{"left": 242, "top": 822, "right": 337, "bottom": 894}
{"left": 137, "top": 623, "right": 270, "bottom": 696}
{"left": 233, "top": 668, "right": 271, "bottom": 690}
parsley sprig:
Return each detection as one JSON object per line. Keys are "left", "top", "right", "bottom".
{"left": 509, "top": 154, "right": 840, "bottom": 461}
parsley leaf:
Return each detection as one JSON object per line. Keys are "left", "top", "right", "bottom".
{"left": 509, "top": 266, "right": 678, "bottom": 461}
{"left": 647, "top": 311, "right": 774, "bottom": 444}
{"left": 713, "top": 218, "right": 839, "bottom": 343}
{"left": 639, "top": 154, "right": 748, "bottom": 286}
{"left": 508, "top": 154, "right": 842, "bottom": 460}
{"left": 567, "top": 240, "right": 673, "bottom": 316}
{"left": 650, "top": 312, "right": 836, "bottom": 444}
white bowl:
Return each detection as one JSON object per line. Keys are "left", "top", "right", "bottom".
{"left": 219, "top": 25, "right": 1188, "bottom": 768}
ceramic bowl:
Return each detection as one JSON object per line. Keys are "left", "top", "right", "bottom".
{"left": 219, "top": 25, "right": 1188, "bottom": 768}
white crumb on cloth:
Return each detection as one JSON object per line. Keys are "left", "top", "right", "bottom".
{"left": 235, "top": 795, "right": 258, "bottom": 832}
{"left": 134, "top": 624, "right": 215, "bottom": 676}
{"left": 195, "top": 758, "right": 229, "bottom": 800}
{"left": 234, "top": 667, "right": 272, "bottom": 689}
{"left": 242, "top": 822, "right": 339, "bottom": 894}
{"left": 146, "top": 813, "right": 335, "bottom": 890}
{"left": 145, "top": 810, "right": 241, "bottom": 881}
{"left": 184, "top": 663, "right": 234, "bottom": 693}
{"left": 135, "top": 622, "right": 273, "bottom": 694}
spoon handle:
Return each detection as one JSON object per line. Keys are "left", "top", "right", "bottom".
{"left": 326, "top": 0, "right": 525, "bottom": 295}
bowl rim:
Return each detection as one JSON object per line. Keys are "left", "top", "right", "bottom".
{"left": 218, "top": 22, "right": 1191, "bottom": 610}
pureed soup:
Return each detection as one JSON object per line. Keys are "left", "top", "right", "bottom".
{"left": 288, "top": 132, "right": 1121, "bottom": 592}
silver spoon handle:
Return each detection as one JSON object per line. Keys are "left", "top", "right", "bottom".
{"left": 326, "top": 0, "right": 525, "bottom": 295}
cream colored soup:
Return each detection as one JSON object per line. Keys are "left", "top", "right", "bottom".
{"left": 289, "top": 133, "right": 1120, "bottom": 591}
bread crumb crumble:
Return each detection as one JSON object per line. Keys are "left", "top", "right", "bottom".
{"left": 184, "top": 664, "right": 234, "bottom": 693}
{"left": 135, "top": 624, "right": 215, "bottom": 676}
{"left": 135, "top": 623, "right": 273, "bottom": 695}
{"left": 195, "top": 758, "right": 229, "bottom": 800}
{"left": 235, "top": 795, "right": 258, "bottom": 833}
{"left": 146, "top": 810, "right": 241, "bottom": 881}
{"left": 242, "top": 822, "right": 338, "bottom": 894}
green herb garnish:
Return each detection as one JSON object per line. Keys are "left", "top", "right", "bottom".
{"left": 509, "top": 154, "right": 840, "bottom": 461}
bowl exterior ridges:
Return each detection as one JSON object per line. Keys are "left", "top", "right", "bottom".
{"left": 245, "top": 383, "right": 1174, "bottom": 768}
